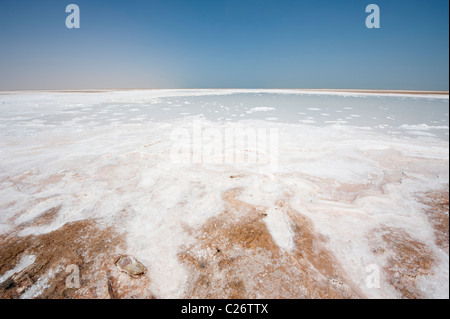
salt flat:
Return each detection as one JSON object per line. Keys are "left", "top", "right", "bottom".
{"left": 0, "top": 89, "right": 448, "bottom": 299}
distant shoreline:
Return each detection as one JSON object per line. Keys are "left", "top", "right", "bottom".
{"left": 0, "top": 89, "right": 448, "bottom": 101}
{"left": 0, "top": 88, "right": 449, "bottom": 95}
{"left": 291, "top": 89, "right": 449, "bottom": 95}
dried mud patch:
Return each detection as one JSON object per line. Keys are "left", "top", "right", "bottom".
{"left": 420, "top": 187, "right": 449, "bottom": 253}
{"left": 179, "top": 189, "right": 364, "bottom": 299}
{"left": 0, "top": 220, "right": 155, "bottom": 299}
{"left": 370, "top": 227, "right": 436, "bottom": 299}
{"left": 367, "top": 188, "right": 448, "bottom": 299}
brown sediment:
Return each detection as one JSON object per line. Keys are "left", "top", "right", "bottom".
{"left": 179, "top": 188, "right": 364, "bottom": 299}
{"left": 316, "top": 177, "right": 375, "bottom": 204}
{"left": 420, "top": 188, "right": 449, "bottom": 253}
{"left": 0, "top": 220, "right": 155, "bottom": 299}
{"left": 21, "top": 206, "right": 61, "bottom": 228}
{"left": 370, "top": 227, "right": 435, "bottom": 299}
{"left": 367, "top": 188, "right": 448, "bottom": 299}
{"left": 2, "top": 187, "right": 446, "bottom": 299}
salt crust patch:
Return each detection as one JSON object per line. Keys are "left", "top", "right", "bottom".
{"left": 263, "top": 206, "right": 295, "bottom": 250}
{"left": 246, "top": 107, "right": 276, "bottom": 113}
{"left": 400, "top": 124, "right": 449, "bottom": 131}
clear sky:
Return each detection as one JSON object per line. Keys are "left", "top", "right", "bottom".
{"left": 0, "top": 0, "right": 448, "bottom": 90}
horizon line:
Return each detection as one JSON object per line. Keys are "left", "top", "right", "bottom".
{"left": 1, "top": 88, "right": 449, "bottom": 95}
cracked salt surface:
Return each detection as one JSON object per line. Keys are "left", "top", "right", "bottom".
{"left": 0, "top": 89, "right": 448, "bottom": 298}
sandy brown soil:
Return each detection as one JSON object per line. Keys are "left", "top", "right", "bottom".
{"left": 370, "top": 227, "right": 436, "bottom": 299}
{"left": 0, "top": 188, "right": 448, "bottom": 299}
{"left": 369, "top": 186, "right": 449, "bottom": 299}
{"left": 421, "top": 188, "right": 449, "bottom": 253}
{"left": 0, "top": 220, "right": 155, "bottom": 299}
{"left": 180, "top": 188, "right": 363, "bottom": 299}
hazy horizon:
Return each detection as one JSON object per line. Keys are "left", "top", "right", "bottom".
{"left": 1, "top": 88, "right": 450, "bottom": 93}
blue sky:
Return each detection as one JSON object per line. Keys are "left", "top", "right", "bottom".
{"left": 0, "top": 0, "right": 448, "bottom": 90}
